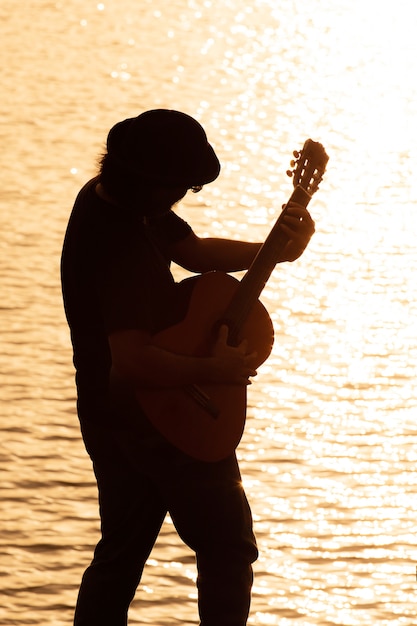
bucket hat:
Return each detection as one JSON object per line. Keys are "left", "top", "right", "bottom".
{"left": 106, "top": 109, "right": 220, "bottom": 187}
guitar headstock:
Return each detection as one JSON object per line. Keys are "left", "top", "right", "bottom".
{"left": 286, "top": 139, "right": 329, "bottom": 196}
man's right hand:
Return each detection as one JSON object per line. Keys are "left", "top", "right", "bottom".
{"left": 210, "top": 325, "right": 258, "bottom": 386}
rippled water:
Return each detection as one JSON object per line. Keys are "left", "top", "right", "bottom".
{"left": 1, "top": 1, "right": 417, "bottom": 624}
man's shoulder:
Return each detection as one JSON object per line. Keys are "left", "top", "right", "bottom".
{"left": 149, "top": 210, "right": 192, "bottom": 243}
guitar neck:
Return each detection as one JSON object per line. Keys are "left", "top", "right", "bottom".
{"left": 223, "top": 184, "right": 312, "bottom": 345}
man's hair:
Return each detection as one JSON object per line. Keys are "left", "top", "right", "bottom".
{"left": 98, "top": 151, "right": 149, "bottom": 206}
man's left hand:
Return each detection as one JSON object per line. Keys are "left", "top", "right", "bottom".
{"left": 278, "top": 202, "right": 316, "bottom": 262}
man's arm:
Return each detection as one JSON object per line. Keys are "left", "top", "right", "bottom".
{"left": 170, "top": 233, "right": 262, "bottom": 273}
{"left": 109, "top": 325, "right": 257, "bottom": 388}
{"left": 108, "top": 203, "right": 314, "bottom": 389}
{"left": 170, "top": 202, "right": 315, "bottom": 273}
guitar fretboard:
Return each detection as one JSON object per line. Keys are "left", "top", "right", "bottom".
{"left": 223, "top": 185, "right": 312, "bottom": 346}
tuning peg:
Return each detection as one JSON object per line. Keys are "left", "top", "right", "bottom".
{"left": 293, "top": 150, "right": 300, "bottom": 158}
{"left": 286, "top": 169, "right": 293, "bottom": 177}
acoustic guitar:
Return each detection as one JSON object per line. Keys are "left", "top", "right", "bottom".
{"left": 136, "top": 139, "right": 329, "bottom": 462}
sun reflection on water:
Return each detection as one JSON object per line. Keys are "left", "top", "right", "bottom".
{"left": 1, "top": 0, "right": 417, "bottom": 623}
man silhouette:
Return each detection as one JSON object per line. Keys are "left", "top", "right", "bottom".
{"left": 61, "top": 109, "right": 315, "bottom": 626}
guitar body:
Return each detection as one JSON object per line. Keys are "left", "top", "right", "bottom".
{"left": 136, "top": 271, "right": 274, "bottom": 462}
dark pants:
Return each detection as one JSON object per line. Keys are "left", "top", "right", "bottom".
{"left": 74, "top": 420, "right": 258, "bottom": 626}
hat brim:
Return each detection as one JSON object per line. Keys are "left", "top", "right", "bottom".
{"left": 190, "top": 142, "right": 221, "bottom": 187}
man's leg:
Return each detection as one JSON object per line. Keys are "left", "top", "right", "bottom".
{"left": 165, "top": 454, "right": 258, "bottom": 626}
{"left": 74, "top": 425, "right": 167, "bottom": 626}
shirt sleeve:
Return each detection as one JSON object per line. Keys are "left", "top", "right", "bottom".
{"left": 97, "top": 221, "right": 181, "bottom": 336}
{"left": 148, "top": 211, "right": 192, "bottom": 250}
{"left": 97, "top": 245, "right": 150, "bottom": 335}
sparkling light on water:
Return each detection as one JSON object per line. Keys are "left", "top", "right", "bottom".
{"left": 1, "top": 0, "right": 417, "bottom": 624}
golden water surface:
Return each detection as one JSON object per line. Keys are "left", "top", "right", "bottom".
{"left": 1, "top": 0, "right": 417, "bottom": 624}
